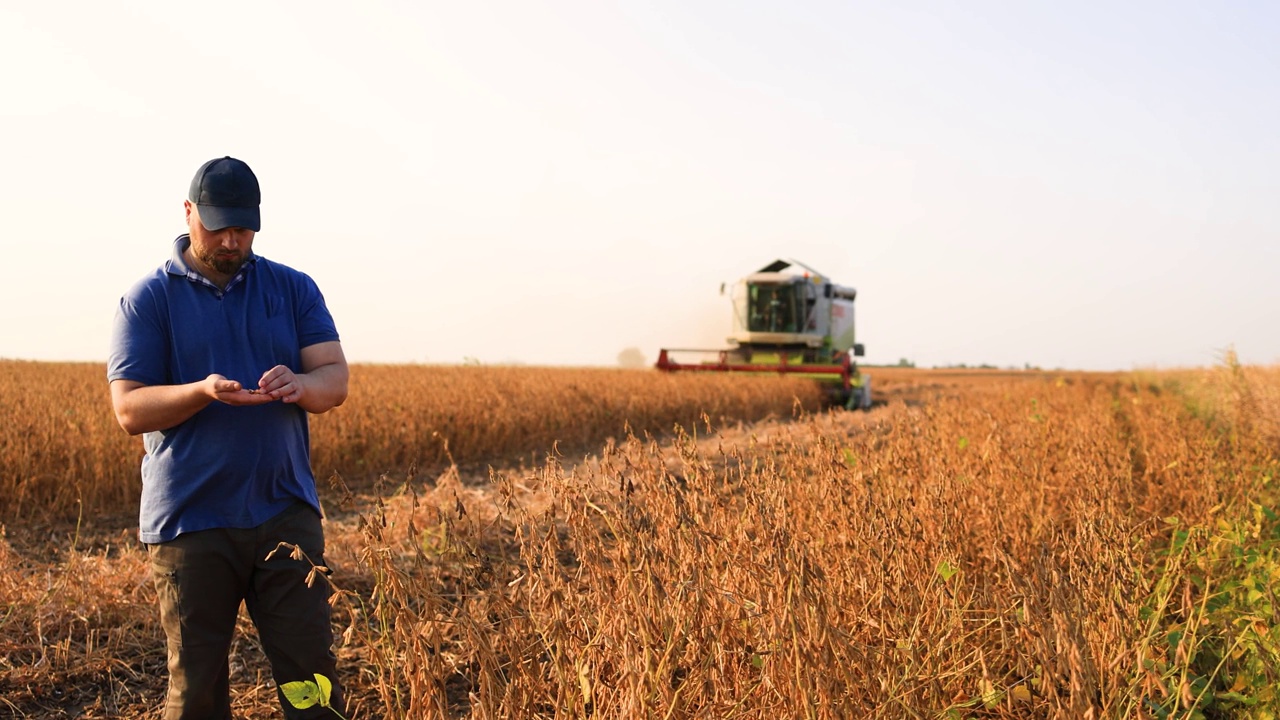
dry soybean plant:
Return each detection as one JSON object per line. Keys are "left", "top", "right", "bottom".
{"left": 323, "top": 366, "right": 1280, "bottom": 718}
{"left": 0, "top": 361, "right": 824, "bottom": 522}
{"left": 3, "top": 362, "right": 1279, "bottom": 718}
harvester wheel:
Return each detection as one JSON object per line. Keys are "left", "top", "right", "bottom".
{"left": 853, "top": 377, "right": 872, "bottom": 410}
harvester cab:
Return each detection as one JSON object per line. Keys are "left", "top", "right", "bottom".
{"left": 656, "top": 259, "right": 872, "bottom": 410}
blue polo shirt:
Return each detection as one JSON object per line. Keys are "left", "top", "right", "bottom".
{"left": 107, "top": 235, "right": 340, "bottom": 544}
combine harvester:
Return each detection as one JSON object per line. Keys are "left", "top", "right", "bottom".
{"left": 655, "top": 259, "right": 872, "bottom": 410}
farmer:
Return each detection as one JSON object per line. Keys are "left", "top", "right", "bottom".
{"left": 107, "top": 156, "right": 348, "bottom": 719}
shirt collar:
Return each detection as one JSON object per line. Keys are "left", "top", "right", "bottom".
{"left": 165, "top": 234, "right": 258, "bottom": 293}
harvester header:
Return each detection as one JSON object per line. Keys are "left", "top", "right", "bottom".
{"left": 656, "top": 259, "right": 871, "bottom": 409}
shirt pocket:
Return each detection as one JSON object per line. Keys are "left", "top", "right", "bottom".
{"left": 264, "top": 294, "right": 285, "bottom": 319}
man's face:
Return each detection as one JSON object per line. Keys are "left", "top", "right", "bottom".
{"left": 184, "top": 201, "right": 255, "bottom": 277}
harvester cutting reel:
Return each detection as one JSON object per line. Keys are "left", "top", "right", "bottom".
{"left": 655, "top": 347, "right": 872, "bottom": 411}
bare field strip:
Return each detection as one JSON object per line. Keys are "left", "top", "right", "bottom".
{"left": 2, "top": 361, "right": 1279, "bottom": 718}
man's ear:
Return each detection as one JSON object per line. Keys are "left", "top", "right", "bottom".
{"left": 184, "top": 200, "right": 193, "bottom": 226}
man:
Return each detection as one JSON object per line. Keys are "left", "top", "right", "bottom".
{"left": 108, "top": 156, "right": 349, "bottom": 719}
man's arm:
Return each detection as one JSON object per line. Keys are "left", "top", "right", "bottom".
{"left": 110, "top": 375, "right": 273, "bottom": 436}
{"left": 295, "top": 340, "right": 349, "bottom": 413}
{"left": 256, "top": 341, "right": 349, "bottom": 414}
{"left": 111, "top": 342, "right": 348, "bottom": 434}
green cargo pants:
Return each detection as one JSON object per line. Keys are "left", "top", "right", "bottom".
{"left": 148, "top": 502, "right": 345, "bottom": 720}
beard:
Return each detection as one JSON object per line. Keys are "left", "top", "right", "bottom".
{"left": 196, "top": 248, "right": 245, "bottom": 275}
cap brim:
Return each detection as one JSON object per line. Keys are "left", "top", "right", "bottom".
{"left": 197, "top": 204, "right": 260, "bottom": 232}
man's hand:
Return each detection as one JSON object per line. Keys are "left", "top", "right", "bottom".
{"left": 209, "top": 374, "right": 278, "bottom": 406}
{"left": 253, "top": 366, "right": 305, "bottom": 404}
{"left": 281, "top": 342, "right": 349, "bottom": 413}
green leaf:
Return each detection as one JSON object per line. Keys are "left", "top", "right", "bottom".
{"left": 936, "top": 560, "right": 958, "bottom": 583}
{"left": 314, "top": 673, "right": 333, "bottom": 707}
{"left": 957, "top": 436, "right": 969, "bottom": 450}
{"left": 281, "top": 674, "right": 332, "bottom": 710}
{"left": 281, "top": 680, "right": 321, "bottom": 709}
{"left": 1213, "top": 690, "right": 1256, "bottom": 705}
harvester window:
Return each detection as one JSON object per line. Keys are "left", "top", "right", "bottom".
{"left": 747, "top": 284, "right": 801, "bottom": 334}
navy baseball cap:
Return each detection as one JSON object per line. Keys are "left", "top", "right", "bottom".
{"left": 188, "top": 156, "right": 261, "bottom": 232}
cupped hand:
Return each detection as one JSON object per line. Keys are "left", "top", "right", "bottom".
{"left": 207, "top": 374, "right": 277, "bottom": 406}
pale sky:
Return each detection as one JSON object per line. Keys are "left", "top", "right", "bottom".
{"left": 3, "top": 1, "right": 1277, "bottom": 371}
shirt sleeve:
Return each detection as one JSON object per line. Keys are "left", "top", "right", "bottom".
{"left": 107, "top": 278, "right": 170, "bottom": 386}
{"left": 294, "top": 272, "right": 340, "bottom": 350}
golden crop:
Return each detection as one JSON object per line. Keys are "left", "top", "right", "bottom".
{"left": 1, "top": 359, "right": 1278, "bottom": 718}
{"left": 312, "top": 364, "right": 828, "bottom": 487}
{"left": 0, "top": 361, "right": 824, "bottom": 522}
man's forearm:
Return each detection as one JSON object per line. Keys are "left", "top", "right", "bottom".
{"left": 112, "top": 380, "right": 214, "bottom": 435}
{"left": 295, "top": 362, "right": 349, "bottom": 414}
